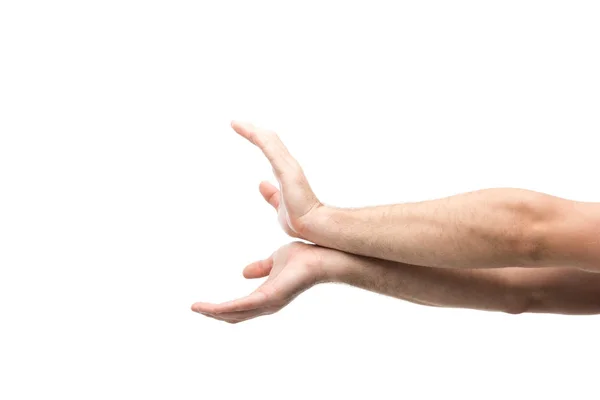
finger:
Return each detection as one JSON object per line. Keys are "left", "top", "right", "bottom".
{"left": 230, "top": 120, "right": 268, "bottom": 146}
{"left": 243, "top": 257, "right": 274, "bottom": 279}
{"left": 231, "top": 121, "right": 299, "bottom": 177}
{"left": 191, "top": 291, "right": 269, "bottom": 314}
{"left": 195, "top": 311, "right": 240, "bottom": 323}
{"left": 258, "top": 181, "right": 280, "bottom": 209}
{"left": 191, "top": 301, "right": 219, "bottom": 314}
{"left": 197, "top": 312, "right": 250, "bottom": 324}
{"left": 201, "top": 309, "right": 270, "bottom": 324}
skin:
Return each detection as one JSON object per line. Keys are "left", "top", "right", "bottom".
{"left": 192, "top": 242, "right": 600, "bottom": 323}
{"left": 191, "top": 121, "right": 600, "bottom": 322}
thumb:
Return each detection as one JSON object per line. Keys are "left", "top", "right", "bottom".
{"left": 259, "top": 181, "right": 280, "bottom": 210}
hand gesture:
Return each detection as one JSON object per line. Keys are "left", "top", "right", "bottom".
{"left": 231, "top": 121, "right": 322, "bottom": 238}
{"left": 191, "top": 242, "right": 327, "bottom": 323}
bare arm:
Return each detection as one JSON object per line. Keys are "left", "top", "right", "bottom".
{"left": 324, "top": 249, "right": 600, "bottom": 315}
{"left": 303, "top": 189, "right": 600, "bottom": 270}
{"left": 192, "top": 242, "right": 600, "bottom": 324}
{"left": 231, "top": 121, "right": 600, "bottom": 272}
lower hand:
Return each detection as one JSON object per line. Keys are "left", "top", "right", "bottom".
{"left": 191, "top": 242, "right": 330, "bottom": 324}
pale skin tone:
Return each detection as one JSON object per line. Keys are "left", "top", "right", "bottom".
{"left": 191, "top": 122, "right": 600, "bottom": 323}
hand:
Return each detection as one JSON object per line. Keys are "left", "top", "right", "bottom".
{"left": 191, "top": 242, "right": 328, "bottom": 324}
{"left": 231, "top": 121, "right": 322, "bottom": 238}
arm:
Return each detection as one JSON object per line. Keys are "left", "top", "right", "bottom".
{"left": 191, "top": 242, "right": 600, "bottom": 324}
{"left": 230, "top": 121, "right": 600, "bottom": 271}
{"left": 303, "top": 189, "right": 600, "bottom": 270}
{"left": 325, "top": 250, "right": 600, "bottom": 315}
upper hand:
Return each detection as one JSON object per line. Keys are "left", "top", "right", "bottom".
{"left": 231, "top": 121, "right": 322, "bottom": 238}
{"left": 191, "top": 242, "right": 328, "bottom": 323}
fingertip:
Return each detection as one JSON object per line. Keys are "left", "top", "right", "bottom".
{"left": 191, "top": 304, "right": 203, "bottom": 314}
{"left": 242, "top": 264, "right": 261, "bottom": 279}
{"left": 242, "top": 268, "right": 252, "bottom": 279}
{"left": 259, "top": 180, "right": 275, "bottom": 189}
{"left": 191, "top": 302, "right": 215, "bottom": 314}
{"left": 231, "top": 121, "right": 258, "bottom": 144}
{"left": 230, "top": 120, "right": 241, "bottom": 132}
{"left": 231, "top": 120, "right": 251, "bottom": 130}
{"left": 258, "top": 181, "right": 280, "bottom": 209}
{"left": 258, "top": 180, "right": 275, "bottom": 195}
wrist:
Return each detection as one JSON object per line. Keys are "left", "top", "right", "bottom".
{"left": 315, "top": 247, "right": 358, "bottom": 284}
{"left": 297, "top": 204, "right": 335, "bottom": 242}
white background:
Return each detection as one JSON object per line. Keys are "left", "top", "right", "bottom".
{"left": 1, "top": 1, "right": 599, "bottom": 399}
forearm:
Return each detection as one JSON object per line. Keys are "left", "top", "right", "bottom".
{"left": 304, "top": 188, "right": 560, "bottom": 269}
{"left": 322, "top": 249, "right": 526, "bottom": 314}
{"left": 320, "top": 249, "right": 600, "bottom": 315}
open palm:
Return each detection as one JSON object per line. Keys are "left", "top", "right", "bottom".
{"left": 231, "top": 121, "right": 322, "bottom": 238}
{"left": 191, "top": 242, "right": 326, "bottom": 323}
